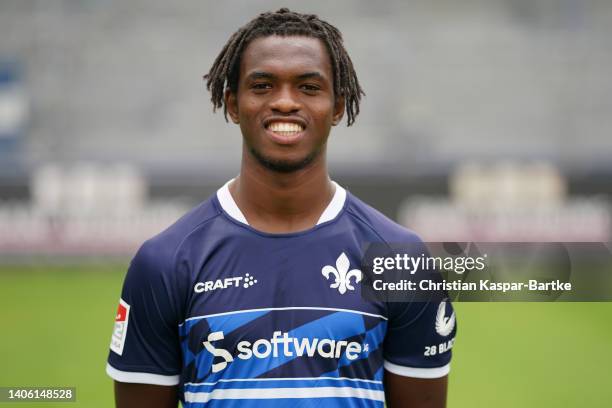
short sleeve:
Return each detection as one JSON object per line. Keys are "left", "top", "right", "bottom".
{"left": 106, "top": 240, "right": 182, "bottom": 385}
{"left": 383, "top": 295, "right": 457, "bottom": 378}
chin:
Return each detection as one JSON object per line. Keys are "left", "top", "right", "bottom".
{"left": 249, "top": 146, "right": 319, "bottom": 173}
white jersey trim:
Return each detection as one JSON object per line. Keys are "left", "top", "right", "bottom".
{"left": 217, "top": 179, "right": 249, "bottom": 225}
{"left": 106, "top": 363, "right": 180, "bottom": 386}
{"left": 184, "top": 376, "right": 383, "bottom": 387}
{"left": 179, "top": 306, "right": 388, "bottom": 326}
{"left": 216, "top": 179, "right": 346, "bottom": 226}
{"left": 184, "top": 386, "right": 385, "bottom": 403}
{"left": 316, "top": 181, "right": 346, "bottom": 224}
{"left": 383, "top": 360, "right": 450, "bottom": 379}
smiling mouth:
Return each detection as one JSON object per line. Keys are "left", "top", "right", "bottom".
{"left": 265, "top": 121, "right": 305, "bottom": 137}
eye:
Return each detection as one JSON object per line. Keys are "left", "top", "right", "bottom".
{"left": 251, "top": 83, "right": 272, "bottom": 92}
{"left": 300, "top": 84, "right": 321, "bottom": 94}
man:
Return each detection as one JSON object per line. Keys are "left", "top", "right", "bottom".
{"left": 106, "top": 8, "right": 455, "bottom": 407}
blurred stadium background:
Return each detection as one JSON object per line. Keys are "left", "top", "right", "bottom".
{"left": 0, "top": 0, "right": 611, "bottom": 406}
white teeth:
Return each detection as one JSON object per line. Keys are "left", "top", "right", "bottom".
{"left": 268, "top": 122, "right": 303, "bottom": 133}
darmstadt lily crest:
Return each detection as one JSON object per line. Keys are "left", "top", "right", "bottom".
{"left": 322, "top": 252, "right": 362, "bottom": 294}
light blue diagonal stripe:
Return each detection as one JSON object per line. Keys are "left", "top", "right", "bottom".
{"left": 206, "top": 310, "right": 269, "bottom": 334}
{"left": 320, "top": 320, "right": 387, "bottom": 378}
{"left": 180, "top": 310, "right": 269, "bottom": 337}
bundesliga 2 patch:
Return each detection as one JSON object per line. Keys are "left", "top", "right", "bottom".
{"left": 110, "top": 299, "right": 130, "bottom": 356}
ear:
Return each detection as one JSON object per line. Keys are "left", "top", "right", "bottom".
{"left": 332, "top": 95, "right": 345, "bottom": 126}
{"left": 225, "top": 89, "right": 240, "bottom": 124}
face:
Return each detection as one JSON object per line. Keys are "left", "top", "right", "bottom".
{"left": 225, "top": 35, "right": 344, "bottom": 173}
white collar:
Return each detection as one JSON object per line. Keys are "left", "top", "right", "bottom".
{"left": 216, "top": 179, "right": 346, "bottom": 226}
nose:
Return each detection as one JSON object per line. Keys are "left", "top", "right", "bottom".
{"left": 269, "top": 85, "right": 301, "bottom": 113}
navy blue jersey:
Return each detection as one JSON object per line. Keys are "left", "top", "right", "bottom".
{"left": 107, "top": 181, "right": 456, "bottom": 407}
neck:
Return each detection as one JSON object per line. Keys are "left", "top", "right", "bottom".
{"left": 229, "top": 145, "right": 335, "bottom": 233}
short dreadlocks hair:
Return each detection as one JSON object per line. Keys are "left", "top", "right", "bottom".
{"left": 204, "top": 8, "right": 364, "bottom": 126}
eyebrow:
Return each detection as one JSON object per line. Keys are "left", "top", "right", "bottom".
{"left": 246, "top": 71, "right": 326, "bottom": 81}
{"left": 296, "top": 72, "right": 325, "bottom": 80}
{"left": 247, "top": 71, "right": 276, "bottom": 80}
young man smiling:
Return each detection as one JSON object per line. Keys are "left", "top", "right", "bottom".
{"left": 107, "top": 8, "right": 455, "bottom": 408}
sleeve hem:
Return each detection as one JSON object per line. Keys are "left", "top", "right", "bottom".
{"left": 106, "top": 363, "right": 180, "bottom": 386}
{"left": 383, "top": 360, "right": 450, "bottom": 379}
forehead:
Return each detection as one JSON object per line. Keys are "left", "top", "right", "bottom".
{"left": 240, "top": 35, "right": 332, "bottom": 79}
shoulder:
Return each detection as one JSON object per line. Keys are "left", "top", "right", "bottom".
{"left": 344, "top": 191, "right": 424, "bottom": 245}
{"left": 130, "top": 196, "right": 222, "bottom": 277}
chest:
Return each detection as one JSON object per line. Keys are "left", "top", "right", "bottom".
{"left": 185, "top": 237, "right": 382, "bottom": 316}
{"left": 177, "top": 238, "right": 388, "bottom": 381}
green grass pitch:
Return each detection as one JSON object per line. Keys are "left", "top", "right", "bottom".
{"left": 1, "top": 264, "right": 611, "bottom": 407}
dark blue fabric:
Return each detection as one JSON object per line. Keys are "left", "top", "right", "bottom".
{"left": 107, "top": 190, "right": 455, "bottom": 407}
